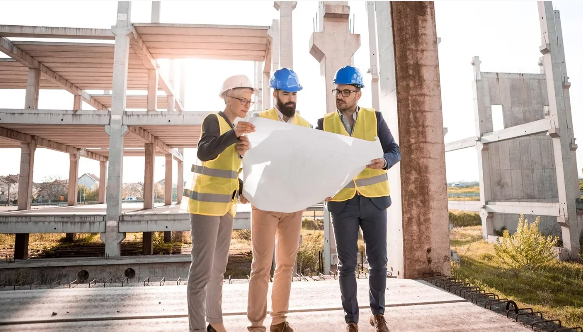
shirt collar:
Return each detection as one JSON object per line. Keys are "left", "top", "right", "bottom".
{"left": 337, "top": 106, "right": 360, "bottom": 121}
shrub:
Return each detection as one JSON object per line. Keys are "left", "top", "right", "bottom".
{"left": 449, "top": 211, "right": 481, "bottom": 228}
{"left": 494, "top": 214, "right": 558, "bottom": 270}
{"left": 302, "top": 218, "right": 324, "bottom": 230}
{"left": 297, "top": 232, "right": 323, "bottom": 275}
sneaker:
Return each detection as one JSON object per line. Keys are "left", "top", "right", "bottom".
{"left": 369, "top": 314, "right": 390, "bottom": 332}
{"left": 346, "top": 322, "right": 358, "bottom": 332}
{"left": 270, "top": 321, "right": 294, "bottom": 332}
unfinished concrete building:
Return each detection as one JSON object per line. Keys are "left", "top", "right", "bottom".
{"left": 0, "top": 0, "right": 479, "bottom": 281}
{"left": 447, "top": 2, "right": 583, "bottom": 258}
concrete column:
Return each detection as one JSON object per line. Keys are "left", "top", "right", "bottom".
{"left": 471, "top": 56, "right": 494, "bottom": 239}
{"left": 151, "top": 1, "right": 161, "bottom": 23}
{"left": 24, "top": 68, "right": 40, "bottom": 110}
{"left": 102, "top": 1, "right": 131, "bottom": 257}
{"left": 538, "top": 3, "right": 581, "bottom": 258}
{"left": 176, "top": 150, "right": 184, "bottom": 204}
{"left": 17, "top": 141, "right": 36, "bottom": 211}
{"left": 164, "top": 154, "right": 172, "bottom": 205}
{"left": 147, "top": 69, "right": 158, "bottom": 112}
{"left": 143, "top": 142, "right": 155, "bottom": 254}
{"left": 274, "top": 2, "right": 297, "bottom": 69}
{"left": 14, "top": 140, "right": 36, "bottom": 259}
{"left": 14, "top": 234, "right": 29, "bottom": 260}
{"left": 73, "top": 95, "right": 82, "bottom": 111}
{"left": 253, "top": 62, "right": 263, "bottom": 112}
{"left": 68, "top": 152, "right": 80, "bottom": 206}
{"left": 262, "top": 68, "right": 271, "bottom": 110}
{"left": 376, "top": 2, "right": 450, "bottom": 278}
{"left": 66, "top": 151, "right": 80, "bottom": 242}
{"left": 366, "top": 2, "right": 380, "bottom": 111}
{"left": 270, "top": 19, "right": 280, "bottom": 72}
{"left": 174, "top": 150, "right": 184, "bottom": 243}
{"left": 98, "top": 160, "right": 107, "bottom": 204}
{"left": 144, "top": 143, "right": 155, "bottom": 209}
{"left": 310, "top": 2, "right": 360, "bottom": 114}
{"left": 167, "top": 60, "right": 175, "bottom": 112}
{"left": 179, "top": 61, "right": 186, "bottom": 111}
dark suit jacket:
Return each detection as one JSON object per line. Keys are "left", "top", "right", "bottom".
{"left": 316, "top": 110, "right": 401, "bottom": 214}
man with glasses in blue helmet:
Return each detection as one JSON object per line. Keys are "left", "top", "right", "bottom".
{"left": 316, "top": 66, "right": 401, "bottom": 332}
{"left": 246, "top": 68, "right": 311, "bottom": 332}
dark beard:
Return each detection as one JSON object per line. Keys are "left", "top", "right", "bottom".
{"left": 277, "top": 99, "right": 296, "bottom": 118}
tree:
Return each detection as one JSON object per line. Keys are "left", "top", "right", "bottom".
{"left": 37, "top": 175, "right": 68, "bottom": 202}
{"left": 122, "top": 182, "right": 144, "bottom": 200}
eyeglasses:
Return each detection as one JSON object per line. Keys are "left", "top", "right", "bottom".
{"left": 332, "top": 89, "right": 359, "bottom": 97}
{"left": 229, "top": 96, "right": 255, "bottom": 107}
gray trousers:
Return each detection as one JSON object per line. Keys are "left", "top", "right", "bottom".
{"left": 187, "top": 212, "right": 234, "bottom": 332}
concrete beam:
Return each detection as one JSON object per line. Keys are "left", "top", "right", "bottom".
{"left": 0, "top": 126, "right": 108, "bottom": 162}
{"left": 0, "top": 37, "right": 109, "bottom": 111}
{"left": 486, "top": 201, "right": 561, "bottom": 217}
{"left": 445, "top": 137, "right": 479, "bottom": 152}
{"left": 24, "top": 68, "right": 40, "bottom": 110}
{"left": 125, "top": 126, "right": 183, "bottom": 161}
{"left": 0, "top": 110, "right": 110, "bottom": 125}
{"left": 1, "top": 218, "right": 105, "bottom": 233}
{"left": 129, "top": 27, "right": 158, "bottom": 70}
{"left": 120, "top": 212, "right": 251, "bottom": 232}
{"left": 17, "top": 141, "right": 36, "bottom": 211}
{"left": 448, "top": 201, "right": 481, "bottom": 212}
{"left": 0, "top": 25, "right": 114, "bottom": 39}
{"left": 480, "top": 118, "right": 553, "bottom": 144}
{"left": 123, "top": 111, "right": 209, "bottom": 126}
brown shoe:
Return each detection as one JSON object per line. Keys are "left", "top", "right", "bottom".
{"left": 370, "top": 314, "right": 390, "bottom": 332}
{"left": 270, "top": 322, "right": 294, "bottom": 332}
{"left": 346, "top": 322, "right": 358, "bottom": 332}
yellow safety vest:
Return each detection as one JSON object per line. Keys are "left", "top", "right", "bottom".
{"left": 323, "top": 107, "right": 390, "bottom": 201}
{"left": 257, "top": 108, "right": 312, "bottom": 128}
{"left": 186, "top": 114, "right": 241, "bottom": 216}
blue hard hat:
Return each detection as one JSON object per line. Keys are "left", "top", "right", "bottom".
{"left": 333, "top": 66, "right": 365, "bottom": 88}
{"left": 269, "top": 68, "right": 303, "bottom": 92}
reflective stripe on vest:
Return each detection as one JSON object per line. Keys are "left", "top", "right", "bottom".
{"left": 191, "top": 165, "right": 238, "bottom": 179}
{"left": 323, "top": 107, "right": 390, "bottom": 201}
{"left": 257, "top": 108, "right": 311, "bottom": 128}
{"left": 184, "top": 189, "right": 232, "bottom": 203}
{"left": 343, "top": 173, "right": 388, "bottom": 189}
{"left": 187, "top": 113, "right": 241, "bottom": 216}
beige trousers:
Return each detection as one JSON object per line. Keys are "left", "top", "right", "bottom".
{"left": 247, "top": 206, "right": 303, "bottom": 331}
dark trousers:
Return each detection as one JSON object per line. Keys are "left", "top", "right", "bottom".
{"left": 330, "top": 195, "right": 388, "bottom": 324}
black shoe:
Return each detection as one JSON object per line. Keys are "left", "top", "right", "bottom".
{"left": 207, "top": 325, "right": 217, "bottom": 332}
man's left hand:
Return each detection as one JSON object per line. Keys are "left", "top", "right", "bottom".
{"left": 240, "top": 195, "right": 249, "bottom": 204}
{"left": 366, "top": 158, "right": 386, "bottom": 169}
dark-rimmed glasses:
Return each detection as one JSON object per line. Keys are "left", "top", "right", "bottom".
{"left": 332, "top": 89, "right": 359, "bottom": 97}
{"left": 229, "top": 96, "right": 255, "bottom": 107}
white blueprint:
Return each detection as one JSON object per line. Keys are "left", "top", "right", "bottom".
{"left": 241, "top": 117, "right": 383, "bottom": 213}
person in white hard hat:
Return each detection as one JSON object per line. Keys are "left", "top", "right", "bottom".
{"left": 185, "top": 75, "right": 258, "bottom": 332}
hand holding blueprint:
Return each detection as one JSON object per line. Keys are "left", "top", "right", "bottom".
{"left": 241, "top": 117, "right": 383, "bottom": 213}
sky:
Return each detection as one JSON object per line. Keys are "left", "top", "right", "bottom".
{"left": 0, "top": 1, "right": 581, "bottom": 184}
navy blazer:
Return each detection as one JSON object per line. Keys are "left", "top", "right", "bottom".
{"left": 316, "top": 110, "right": 401, "bottom": 214}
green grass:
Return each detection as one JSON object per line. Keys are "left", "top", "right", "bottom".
{"left": 451, "top": 226, "right": 583, "bottom": 328}
{"left": 447, "top": 186, "right": 480, "bottom": 194}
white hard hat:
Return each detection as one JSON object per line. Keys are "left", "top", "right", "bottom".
{"left": 219, "top": 75, "right": 259, "bottom": 98}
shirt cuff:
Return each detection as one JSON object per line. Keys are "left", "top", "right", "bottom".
{"left": 383, "top": 158, "right": 388, "bottom": 169}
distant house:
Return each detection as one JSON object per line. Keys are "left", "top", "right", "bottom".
{"left": 78, "top": 173, "right": 100, "bottom": 190}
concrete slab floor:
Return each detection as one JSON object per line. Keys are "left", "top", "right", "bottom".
{"left": 0, "top": 279, "right": 531, "bottom": 331}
